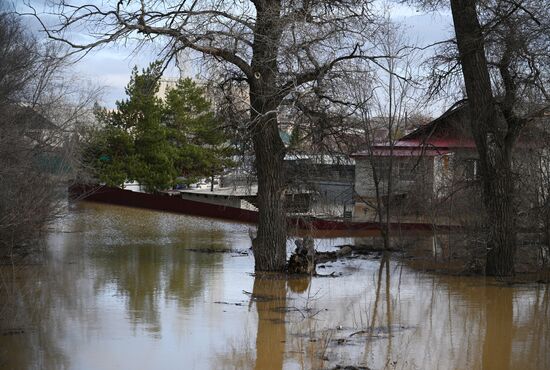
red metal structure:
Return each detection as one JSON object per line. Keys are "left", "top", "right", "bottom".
{"left": 69, "top": 184, "right": 439, "bottom": 233}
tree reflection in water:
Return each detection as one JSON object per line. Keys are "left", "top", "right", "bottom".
{"left": 253, "top": 274, "right": 288, "bottom": 370}
{"left": 0, "top": 264, "right": 69, "bottom": 370}
{"left": 482, "top": 285, "right": 513, "bottom": 370}
{"left": 362, "top": 253, "right": 393, "bottom": 367}
{"left": 76, "top": 202, "right": 228, "bottom": 332}
{"left": 1, "top": 204, "right": 549, "bottom": 369}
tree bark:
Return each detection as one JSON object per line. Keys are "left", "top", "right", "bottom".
{"left": 450, "top": 0, "right": 517, "bottom": 276}
{"left": 250, "top": 0, "right": 287, "bottom": 271}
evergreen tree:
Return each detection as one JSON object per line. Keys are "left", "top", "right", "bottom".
{"left": 164, "top": 78, "right": 233, "bottom": 184}
{"left": 85, "top": 63, "right": 231, "bottom": 192}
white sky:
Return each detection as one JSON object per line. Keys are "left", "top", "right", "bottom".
{"left": 14, "top": 0, "right": 454, "bottom": 110}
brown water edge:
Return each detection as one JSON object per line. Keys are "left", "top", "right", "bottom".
{"left": 0, "top": 202, "right": 548, "bottom": 370}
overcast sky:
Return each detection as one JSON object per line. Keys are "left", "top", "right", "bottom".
{"left": 14, "top": 1, "right": 454, "bottom": 110}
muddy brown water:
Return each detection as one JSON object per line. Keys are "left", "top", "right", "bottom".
{"left": 0, "top": 202, "right": 548, "bottom": 370}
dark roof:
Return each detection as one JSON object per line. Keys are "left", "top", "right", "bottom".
{"left": 402, "top": 100, "right": 550, "bottom": 148}
{"left": 401, "top": 100, "right": 470, "bottom": 142}
{"left": 11, "top": 105, "right": 58, "bottom": 130}
{"left": 353, "top": 100, "right": 550, "bottom": 158}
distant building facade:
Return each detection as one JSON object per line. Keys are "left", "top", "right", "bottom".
{"left": 352, "top": 102, "right": 550, "bottom": 223}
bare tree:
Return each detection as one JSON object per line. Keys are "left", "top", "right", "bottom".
{"left": 449, "top": 0, "right": 550, "bottom": 276}
{"left": 347, "top": 19, "right": 423, "bottom": 250}
{"left": 514, "top": 121, "right": 550, "bottom": 269}
{"left": 0, "top": 12, "right": 100, "bottom": 261}
{"left": 410, "top": 0, "right": 550, "bottom": 275}
{"left": 26, "top": 0, "right": 385, "bottom": 271}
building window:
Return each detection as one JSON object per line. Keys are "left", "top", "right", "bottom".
{"left": 372, "top": 160, "right": 390, "bottom": 181}
{"left": 371, "top": 159, "right": 416, "bottom": 182}
{"left": 463, "top": 159, "right": 479, "bottom": 180}
{"left": 397, "top": 161, "right": 416, "bottom": 182}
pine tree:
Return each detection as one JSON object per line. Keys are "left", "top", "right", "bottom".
{"left": 85, "top": 63, "right": 232, "bottom": 192}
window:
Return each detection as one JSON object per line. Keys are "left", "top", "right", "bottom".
{"left": 372, "top": 159, "right": 390, "bottom": 180}
{"left": 462, "top": 159, "right": 479, "bottom": 181}
{"left": 397, "top": 161, "right": 416, "bottom": 182}
{"left": 371, "top": 159, "right": 417, "bottom": 183}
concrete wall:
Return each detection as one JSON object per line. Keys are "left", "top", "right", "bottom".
{"left": 433, "top": 148, "right": 480, "bottom": 199}
{"left": 179, "top": 192, "right": 242, "bottom": 208}
{"left": 354, "top": 156, "right": 434, "bottom": 199}
{"left": 353, "top": 156, "right": 435, "bottom": 221}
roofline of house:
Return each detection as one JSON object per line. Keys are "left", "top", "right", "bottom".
{"left": 400, "top": 99, "right": 468, "bottom": 142}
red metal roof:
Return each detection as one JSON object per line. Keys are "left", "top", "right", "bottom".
{"left": 352, "top": 100, "right": 547, "bottom": 158}
{"left": 353, "top": 140, "right": 456, "bottom": 157}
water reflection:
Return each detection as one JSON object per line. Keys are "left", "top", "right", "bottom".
{"left": 363, "top": 255, "right": 393, "bottom": 366}
{"left": 482, "top": 286, "right": 513, "bottom": 370}
{"left": 0, "top": 265, "right": 69, "bottom": 370}
{"left": 90, "top": 244, "right": 222, "bottom": 333}
{"left": 0, "top": 202, "right": 548, "bottom": 370}
{"left": 253, "top": 274, "right": 288, "bottom": 370}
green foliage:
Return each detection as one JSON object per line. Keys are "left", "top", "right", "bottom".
{"left": 164, "top": 78, "right": 234, "bottom": 183}
{"left": 84, "top": 62, "right": 233, "bottom": 192}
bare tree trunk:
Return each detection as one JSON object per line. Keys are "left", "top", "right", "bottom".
{"left": 450, "top": 0, "right": 517, "bottom": 276}
{"left": 251, "top": 111, "right": 287, "bottom": 271}
{"left": 484, "top": 163, "right": 516, "bottom": 275}
{"left": 250, "top": 0, "right": 287, "bottom": 271}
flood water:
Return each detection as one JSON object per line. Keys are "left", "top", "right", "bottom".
{"left": 0, "top": 202, "right": 548, "bottom": 370}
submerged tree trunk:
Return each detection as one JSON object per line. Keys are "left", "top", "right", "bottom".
{"left": 251, "top": 109, "right": 287, "bottom": 271}
{"left": 250, "top": 0, "right": 287, "bottom": 271}
{"left": 450, "top": 0, "right": 517, "bottom": 276}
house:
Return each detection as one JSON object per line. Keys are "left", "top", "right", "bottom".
{"left": 284, "top": 153, "right": 355, "bottom": 217}
{"left": 351, "top": 101, "right": 549, "bottom": 222}
{"left": 352, "top": 140, "right": 441, "bottom": 221}
{"left": 8, "top": 105, "right": 60, "bottom": 145}
{"left": 0, "top": 104, "right": 74, "bottom": 177}
{"left": 220, "top": 153, "right": 355, "bottom": 216}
